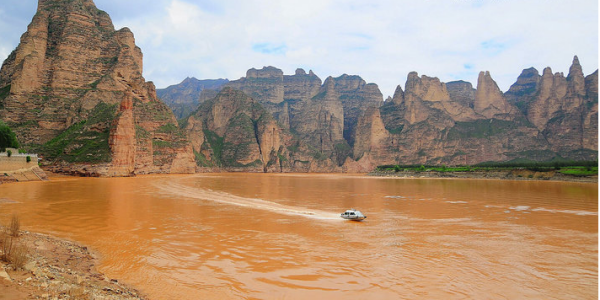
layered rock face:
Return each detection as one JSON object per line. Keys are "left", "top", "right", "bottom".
{"left": 184, "top": 87, "right": 334, "bottom": 172}
{"left": 184, "top": 58, "right": 596, "bottom": 171}
{"left": 512, "top": 56, "right": 598, "bottom": 157}
{"left": 0, "top": 0, "right": 194, "bottom": 176}
{"left": 156, "top": 77, "right": 228, "bottom": 119}
{"left": 374, "top": 66, "right": 579, "bottom": 166}
{"left": 223, "top": 67, "right": 383, "bottom": 166}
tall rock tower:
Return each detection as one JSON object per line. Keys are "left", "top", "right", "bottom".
{"left": 0, "top": 0, "right": 195, "bottom": 176}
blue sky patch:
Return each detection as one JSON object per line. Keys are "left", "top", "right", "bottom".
{"left": 252, "top": 43, "right": 287, "bottom": 55}
{"left": 481, "top": 39, "right": 508, "bottom": 56}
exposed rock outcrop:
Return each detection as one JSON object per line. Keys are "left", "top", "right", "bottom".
{"left": 372, "top": 69, "right": 559, "bottom": 166}
{"left": 446, "top": 80, "right": 476, "bottom": 110}
{"left": 224, "top": 67, "right": 384, "bottom": 166}
{"left": 185, "top": 58, "right": 596, "bottom": 171}
{"left": 512, "top": 56, "right": 598, "bottom": 157}
{"left": 0, "top": 0, "right": 195, "bottom": 176}
{"left": 183, "top": 87, "right": 337, "bottom": 172}
{"left": 474, "top": 71, "right": 520, "bottom": 120}
{"left": 504, "top": 67, "right": 541, "bottom": 114}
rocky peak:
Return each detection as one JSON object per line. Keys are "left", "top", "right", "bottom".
{"left": 404, "top": 72, "right": 451, "bottom": 103}
{"left": 227, "top": 66, "right": 284, "bottom": 104}
{"left": 0, "top": 0, "right": 195, "bottom": 175}
{"left": 283, "top": 68, "right": 322, "bottom": 101}
{"left": 405, "top": 72, "right": 420, "bottom": 93}
{"left": 319, "top": 76, "right": 338, "bottom": 100}
{"left": 181, "top": 77, "right": 199, "bottom": 84}
{"left": 246, "top": 66, "right": 284, "bottom": 80}
{"left": 333, "top": 74, "right": 366, "bottom": 90}
{"left": 474, "top": 71, "right": 517, "bottom": 119}
{"left": 567, "top": 55, "right": 585, "bottom": 97}
{"left": 391, "top": 85, "right": 404, "bottom": 105}
{"left": 504, "top": 67, "right": 541, "bottom": 114}
{"left": 569, "top": 55, "right": 583, "bottom": 77}
{"left": 507, "top": 67, "right": 541, "bottom": 95}
{"left": 156, "top": 77, "right": 229, "bottom": 119}
{"left": 38, "top": 0, "right": 96, "bottom": 13}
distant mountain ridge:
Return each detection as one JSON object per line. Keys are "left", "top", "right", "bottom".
{"left": 177, "top": 59, "right": 597, "bottom": 172}
{"left": 157, "top": 77, "right": 228, "bottom": 119}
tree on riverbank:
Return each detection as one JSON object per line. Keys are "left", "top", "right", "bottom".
{"left": 0, "top": 121, "right": 19, "bottom": 150}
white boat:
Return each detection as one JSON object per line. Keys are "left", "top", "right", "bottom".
{"left": 340, "top": 209, "right": 367, "bottom": 221}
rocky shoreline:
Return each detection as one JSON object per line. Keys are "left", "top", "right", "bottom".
{"left": 1, "top": 230, "right": 145, "bottom": 300}
{"left": 368, "top": 169, "right": 598, "bottom": 183}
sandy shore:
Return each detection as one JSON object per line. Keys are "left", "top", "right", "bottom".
{"left": 1, "top": 230, "right": 145, "bottom": 300}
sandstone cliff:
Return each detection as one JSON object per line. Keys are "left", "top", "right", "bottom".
{"left": 0, "top": 0, "right": 195, "bottom": 176}
{"left": 183, "top": 59, "right": 596, "bottom": 172}
{"left": 225, "top": 67, "right": 384, "bottom": 166}
{"left": 504, "top": 56, "right": 598, "bottom": 158}
{"left": 183, "top": 87, "right": 337, "bottom": 172}
{"left": 373, "top": 69, "right": 562, "bottom": 166}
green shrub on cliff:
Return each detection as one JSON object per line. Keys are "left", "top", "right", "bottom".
{"left": 0, "top": 121, "right": 20, "bottom": 150}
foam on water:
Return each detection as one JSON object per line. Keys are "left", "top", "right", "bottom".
{"left": 157, "top": 181, "right": 341, "bottom": 220}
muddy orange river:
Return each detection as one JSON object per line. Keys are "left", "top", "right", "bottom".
{"left": 0, "top": 174, "right": 597, "bottom": 299}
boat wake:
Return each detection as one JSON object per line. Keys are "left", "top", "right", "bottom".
{"left": 156, "top": 181, "right": 341, "bottom": 220}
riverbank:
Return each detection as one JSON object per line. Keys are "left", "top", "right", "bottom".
{"left": 369, "top": 169, "right": 598, "bottom": 183}
{"left": 1, "top": 230, "right": 145, "bottom": 300}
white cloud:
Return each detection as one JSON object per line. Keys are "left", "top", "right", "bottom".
{"left": 0, "top": 0, "right": 597, "bottom": 97}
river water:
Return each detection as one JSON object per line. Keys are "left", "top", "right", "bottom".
{"left": 0, "top": 174, "right": 597, "bottom": 299}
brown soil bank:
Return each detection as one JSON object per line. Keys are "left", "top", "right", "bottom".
{"left": 369, "top": 169, "right": 598, "bottom": 183}
{"left": 1, "top": 230, "right": 145, "bottom": 300}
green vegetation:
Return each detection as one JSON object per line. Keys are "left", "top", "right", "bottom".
{"left": 41, "top": 103, "right": 117, "bottom": 163}
{"left": 0, "top": 121, "right": 20, "bottom": 150}
{"left": 386, "top": 125, "right": 404, "bottom": 135}
{"left": 135, "top": 126, "right": 150, "bottom": 139}
{"left": 203, "top": 130, "right": 224, "bottom": 166}
{"left": 334, "top": 142, "right": 352, "bottom": 165}
{"left": 0, "top": 85, "right": 11, "bottom": 108}
{"left": 43, "top": 121, "right": 112, "bottom": 163}
{"left": 376, "top": 160, "right": 598, "bottom": 176}
{"left": 88, "top": 102, "right": 117, "bottom": 124}
{"left": 194, "top": 150, "right": 212, "bottom": 167}
{"left": 558, "top": 166, "right": 598, "bottom": 177}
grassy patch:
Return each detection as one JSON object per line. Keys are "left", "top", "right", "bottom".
{"left": 386, "top": 125, "right": 404, "bottom": 135}
{"left": 194, "top": 150, "right": 212, "bottom": 167}
{"left": 376, "top": 160, "right": 598, "bottom": 176}
{"left": 558, "top": 167, "right": 598, "bottom": 176}
{"left": 41, "top": 103, "right": 116, "bottom": 163}
{"left": 203, "top": 130, "right": 224, "bottom": 166}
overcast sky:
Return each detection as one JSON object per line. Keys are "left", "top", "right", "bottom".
{"left": 0, "top": 0, "right": 598, "bottom": 97}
